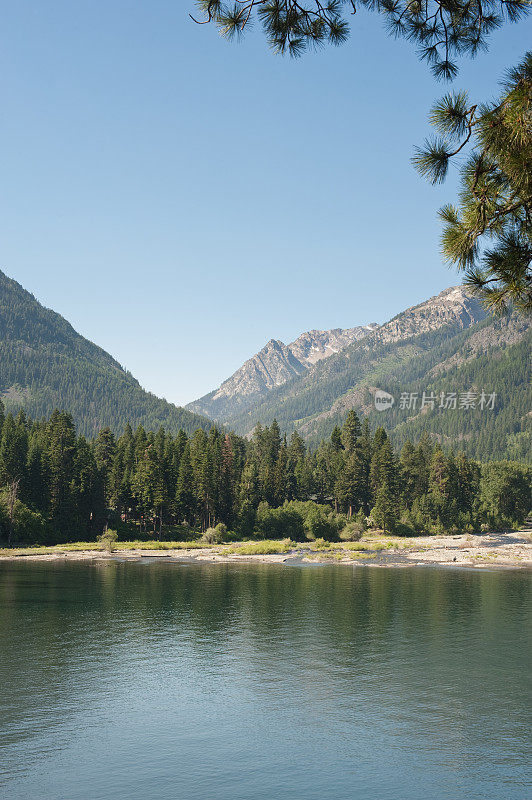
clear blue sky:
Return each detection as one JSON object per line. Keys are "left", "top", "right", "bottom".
{"left": 1, "top": 3, "right": 530, "bottom": 405}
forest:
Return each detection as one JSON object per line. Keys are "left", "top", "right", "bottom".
{"left": 0, "top": 402, "right": 529, "bottom": 547}
{"left": 0, "top": 270, "right": 211, "bottom": 438}
{"left": 227, "top": 314, "right": 531, "bottom": 462}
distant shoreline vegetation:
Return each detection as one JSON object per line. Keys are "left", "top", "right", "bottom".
{"left": 0, "top": 403, "right": 530, "bottom": 547}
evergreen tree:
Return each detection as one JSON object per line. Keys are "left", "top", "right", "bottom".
{"left": 355, "top": 420, "right": 373, "bottom": 511}
{"left": 330, "top": 426, "right": 343, "bottom": 452}
{"left": 341, "top": 409, "right": 361, "bottom": 454}
{"left": 335, "top": 450, "right": 365, "bottom": 517}
{"left": 370, "top": 436, "right": 396, "bottom": 502}
{"left": 236, "top": 460, "right": 260, "bottom": 535}
{"left": 287, "top": 430, "right": 306, "bottom": 464}
{"left": 0, "top": 414, "right": 28, "bottom": 486}
{"left": 94, "top": 427, "right": 116, "bottom": 506}
{"left": 455, "top": 451, "right": 480, "bottom": 516}
{"left": 273, "top": 444, "right": 289, "bottom": 507}
{"left": 371, "top": 483, "right": 398, "bottom": 533}
{"left": 0, "top": 406, "right": 529, "bottom": 545}
{"left": 132, "top": 444, "right": 166, "bottom": 534}
{"left": 217, "top": 434, "right": 236, "bottom": 525}
{"left": 25, "top": 436, "right": 49, "bottom": 513}
{"left": 176, "top": 442, "right": 195, "bottom": 525}
{"left": 193, "top": 0, "right": 528, "bottom": 77}
{"left": 415, "top": 53, "right": 532, "bottom": 312}
{"left": 399, "top": 441, "right": 418, "bottom": 507}
{"left": 47, "top": 411, "right": 77, "bottom": 534}
{"left": 72, "top": 437, "right": 103, "bottom": 537}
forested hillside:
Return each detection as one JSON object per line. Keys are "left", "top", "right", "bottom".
{"left": 297, "top": 314, "right": 532, "bottom": 461}
{"left": 0, "top": 271, "right": 211, "bottom": 437}
{"left": 221, "top": 290, "right": 530, "bottom": 462}
{"left": 194, "top": 287, "right": 486, "bottom": 431}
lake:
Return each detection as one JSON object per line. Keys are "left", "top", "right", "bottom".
{"left": 0, "top": 560, "right": 530, "bottom": 799}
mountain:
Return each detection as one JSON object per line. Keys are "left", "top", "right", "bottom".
{"left": 295, "top": 310, "right": 531, "bottom": 460}
{"left": 2, "top": 269, "right": 529, "bottom": 461}
{"left": 0, "top": 270, "right": 211, "bottom": 437}
{"left": 189, "top": 286, "right": 531, "bottom": 461}
{"left": 187, "top": 324, "right": 378, "bottom": 421}
{"left": 289, "top": 325, "right": 379, "bottom": 365}
{"left": 189, "top": 286, "right": 484, "bottom": 428}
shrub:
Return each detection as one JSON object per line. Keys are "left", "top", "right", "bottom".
{"left": 0, "top": 497, "right": 48, "bottom": 545}
{"left": 255, "top": 504, "right": 306, "bottom": 541}
{"left": 214, "top": 522, "right": 228, "bottom": 539}
{"left": 312, "top": 538, "right": 332, "bottom": 550}
{"left": 15, "top": 505, "right": 48, "bottom": 544}
{"left": 393, "top": 522, "right": 419, "bottom": 537}
{"left": 200, "top": 527, "right": 223, "bottom": 545}
{"left": 97, "top": 529, "right": 118, "bottom": 552}
{"left": 340, "top": 521, "right": 364, "bottom": 542}
{"left": 303, "top": 508, "right": 342, "bottom": 541}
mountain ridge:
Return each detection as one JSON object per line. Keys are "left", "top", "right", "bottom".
{"left": 187, "top": 323, "right": 378, "bottom": 420}
{"left": 187, "top": 285, "right": 531, "bottom": 461}
{"left": 189, "top": 286, "right": 486, "bottom": 429}
{"left": 0, "top": 270, "right": 212, "bottom": 437}
{"left": 1, "top": 270, "right": 529, "bottom": 461}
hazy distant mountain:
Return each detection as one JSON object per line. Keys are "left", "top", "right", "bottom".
{"left": 0, "top": 270, "right": 211, "bottom": 437}
{"left": 189, "top": 287, "right": 484, "bottom": 428}
{"left": 188, "top": 286, "right": 531, "bottom": 461}
{"left": 187, "top": 324, "right": 378, "bottom": 421}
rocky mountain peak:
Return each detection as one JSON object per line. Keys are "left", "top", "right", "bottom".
{"left": 373, "top": 286, "right": 485, "bottom": 345}
{"left": 186, "top": 286, "right": 488, "bottom": 426}
{"left": 187, "top": 322, "right": 377, "bottom": 420}
{"left": 289, "top": 325, "right": 379, "bottom": 366}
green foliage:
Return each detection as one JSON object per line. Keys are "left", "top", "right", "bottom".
{"left": 287, "top": 500, "right": 345, "bottom": 541}
{"left": 370, "top": 483, "right": 398, "bottom": 533}
{"left": 226, "top": 539, "right": 292, "bottom": 555}
{"left": 415, "top": 53, "right": 532, "bottom": 312}
{"left": 0, "top": 401, "right": 529, "bottom": 546}
{"left": 340, "top": 520, "right": 364, "bottom": 541}
{"left": 255, "top": 502, "right": 306, "bottom": 541}
{"left": 254, "top": 499, "right": 346, "bottom": 542}
{"left": 393, "top": 521, "right": 419, "bottom": 537}
{"left": 201, "top": 522, "right": 229, "bottom": 544}
{"left": 478, "top": 462, "right": 532, "bottom": 529}
{"left": 0, "top": 494, "right": 47, "bottom": 545}
{"left": 201, "top": 527, "right": 222, "bottom": 544}
{"left": 227, "top": 311, "right": 530, "bottom": 463}
{"left": 97, "top": 529, "right": 118, "bottom": 552}
{"left": 0, "top": 271, "right": 212, "bottom": 437}
{"left": 192, "top": 0, "right": 529, "bottom": 77}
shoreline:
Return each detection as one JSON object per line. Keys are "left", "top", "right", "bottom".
{"left": 1, "top": 531, "right": 530, "bottom": 571}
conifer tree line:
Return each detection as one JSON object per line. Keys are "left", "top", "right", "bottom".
{"left": 0, "top": 402, "right": 529, "bottom": 546}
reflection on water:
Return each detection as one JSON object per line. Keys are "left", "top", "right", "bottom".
{"left": 0, "top": 561, "right": 530, "bottom": 800}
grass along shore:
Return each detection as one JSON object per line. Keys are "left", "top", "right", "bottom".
{"left": 0, "top": 530, "right": 530, "bottom": 569}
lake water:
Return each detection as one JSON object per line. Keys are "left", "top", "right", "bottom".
{"left": 0, "top": 560, "right": 530, "bottom": 800}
